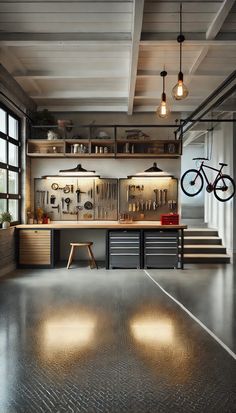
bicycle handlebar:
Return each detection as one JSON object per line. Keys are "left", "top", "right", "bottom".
{"left": 192, "top": 157, "right": 209, "bottom": 160}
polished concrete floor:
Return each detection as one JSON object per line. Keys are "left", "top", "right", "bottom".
{"left": 0, "top": 264, "right": 236, "bottom": 412}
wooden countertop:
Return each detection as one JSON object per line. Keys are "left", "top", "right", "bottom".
{"left": 16, "top": 221, "right": 187, "bottom": 229}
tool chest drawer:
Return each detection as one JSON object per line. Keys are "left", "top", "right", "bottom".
{"left": 144, "top": 231, "right": 179, "bottom": 268}
{"left": 108, "top": 231, "right": 141, "bottom": 268}
{"left": 18, "top": 229, "right": 53, "bottom": 267}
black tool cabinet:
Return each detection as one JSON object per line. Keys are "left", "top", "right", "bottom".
{"left": 144, "top": 230, "right": 179, "bottom": 268}
{"left": 107, "top": 230, "right": 141, "bottom": 269}
{"left": 106, "top": 229, "right": 179, "bottom": 269}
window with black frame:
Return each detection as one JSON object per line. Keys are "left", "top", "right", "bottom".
{"left": 0, "top": 104, "right": 21, "bottom": 224}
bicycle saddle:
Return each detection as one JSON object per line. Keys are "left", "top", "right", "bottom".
{"left": 192, "top": 157, "right": 209, "bottom": 160}
{"left": 219, "top": 162, "right": 228, "bottom": 166}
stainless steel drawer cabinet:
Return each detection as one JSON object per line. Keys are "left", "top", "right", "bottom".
{"left": 108, "top": 231, "right": 141, "bottom": 269}
{"left": 144, "top": 231, "right": 179, "bottom": 269}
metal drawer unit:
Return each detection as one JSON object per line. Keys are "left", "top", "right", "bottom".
{"left": 144, "top": 231, "right": 179, "bottom": 268}
{"left": 108, "top": 231, "right": 141, "bottom": 269}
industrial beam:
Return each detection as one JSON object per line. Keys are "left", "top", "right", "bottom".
{"left": 127, "top": 0, "right": 145, "bottom": 115}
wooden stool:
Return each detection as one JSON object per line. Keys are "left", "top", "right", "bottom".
{"left": 67, "top": 242, "right": 98, "bottom": 269}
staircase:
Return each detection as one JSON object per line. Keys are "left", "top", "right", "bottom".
{"left": 183, "top": 228, "right": 231, "bottom": 264}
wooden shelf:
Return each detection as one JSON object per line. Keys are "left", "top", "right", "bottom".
{"left": 27, "top": 153, "right": 65, "bottom": 158}
{"left": 64, "top": 153, "right": 91, "bottom": 157}
{"left": 27, "top": 137, "right": 181, "bottom": 158}
{"left": 116, "top": 153, "right": 179, "bottom": 158}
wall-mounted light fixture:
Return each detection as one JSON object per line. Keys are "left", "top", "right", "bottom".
{"left": 59, "top": 164, "right": 99, "bottom": 177}
{"left": 42, "top": 164, "right": 100, "bottom": 178}
{"left": 172, "top": 3, "right": 188, "bottom": 100}
{"left": 128, "top": 163, "right": 173, "bottom": 178}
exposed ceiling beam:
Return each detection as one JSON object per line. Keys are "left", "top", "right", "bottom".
{"left": 183, "top": 131, "right": 207, "bottom": 147}
{"left": 0, "top": 64, "right": 36, "bottom": 111}
{"left": 206, "top": 0, "right": 235, "bottom": 40}
{"left": 31, "top": 91, "right": 128, "bottom": 99}
{"left": 0, "top": 33, "right": 131, "bottom": 44}
{"left": 140, "top": 40, "right": 236, "bottom": 47}
{"left": 14, "top": 72, "right": 128, "bottom": 80}
{"left": 189, "top": 47, "right": 209, "bottom": 75}
{"left": 38, "top": 105, "right": 128, "bottom": 112}
{"left": 127, "top": 0, "right": 145, "bottom": 115}
{"left": 0, "top": 46, "right": 42, "bottom": 95}
{"left": 137, "top": 70, "right": 227, "bottom": 78}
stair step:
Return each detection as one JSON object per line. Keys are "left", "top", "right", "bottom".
{"left": 184, "top": 229, "right": 218, "bottom": 237}
{"left": 184, "top": 254, "right": 230, "bottom": 263}
{"left": 183, "top": 245, "right": 226, "bottom": 254}
{"left": 184, "top": 236, "right": 222, "bottom": 245}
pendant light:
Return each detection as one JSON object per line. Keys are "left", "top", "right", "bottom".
{"left": 59, "top": 164, "right": 100, "bottom": 177}
{"left": 172, "top": 3, "right": 188, "bottom": 100}
{"left": 127, "top": 163, "right": 173, "bottom": 178}
{"left": 157, "top": 70, "right": 169, "bottom": 118}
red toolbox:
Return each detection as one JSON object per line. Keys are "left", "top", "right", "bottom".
{"left": 161, "top": 213, "right": 179, "bottom": 225}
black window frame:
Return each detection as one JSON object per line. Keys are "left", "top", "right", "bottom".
{"left": 0, "top": 102, "right": 21, "bottom": 225}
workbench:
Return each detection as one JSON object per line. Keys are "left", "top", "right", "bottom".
{"left": 16, "top": 221, "right": 187, "bottom": 269}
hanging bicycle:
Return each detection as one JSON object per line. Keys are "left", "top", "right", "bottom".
{"left": 181, "top": 158, "right": 235, "bottom": 202}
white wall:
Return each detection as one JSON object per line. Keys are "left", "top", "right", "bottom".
{"left": 181, "top": 143, "right": 205, "bottom": 219}
{"left": 204, "top": 117, "right": 234, "bottom": 258}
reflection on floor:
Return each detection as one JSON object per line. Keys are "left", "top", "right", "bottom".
{"left": 0, "top": 265, "right": 235, "bottom": 413}
{"left": 148, "top": 263, "right": 236, "bottom": 353}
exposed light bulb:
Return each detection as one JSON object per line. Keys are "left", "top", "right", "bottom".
{"left": 172, "top": 71, "right": 188, "bottom": 100}
{"left": 160, "top": 101, "right": 167, "bottom": 117}
{"left": 158, "top": 97, "right": 168, "bottom": 118}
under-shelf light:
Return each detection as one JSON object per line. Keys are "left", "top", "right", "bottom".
{"left": 42, "top": 164, "right": 100, "bottom": 178}
{"left": 128, "top": 163, "right": 173, "bottom": 178}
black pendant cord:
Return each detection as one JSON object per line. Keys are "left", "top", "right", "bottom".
{"left": 180, "top": 42, "right": 182, "bottom": 73}
{"left": 179, "top": 3, "right": 183, "bottom": 73}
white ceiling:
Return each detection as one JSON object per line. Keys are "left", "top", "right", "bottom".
{"left": 0, "top": 0, "right": 235, "bottom": 114}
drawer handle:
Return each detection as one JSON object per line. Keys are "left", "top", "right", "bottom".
{"left": 146, "top": 241, "right": 176, "bottom": 245}
{"left": 146, "top": 247, "right": 176, "bottom": 249}
{"left": 110, "top": 241, "right": 139, "bottom": 244}
{"left": 110, "top": 253, "right": 139, "bottom": 257}
{"left": 145, "top": 253, "right": 177, "bottom": 257}
{"left": 110, "top": 247, "right": 139, "bottom": 249}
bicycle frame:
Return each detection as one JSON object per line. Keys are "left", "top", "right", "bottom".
{"left": 195, "top": 162, "right": 224, "bottom": 187}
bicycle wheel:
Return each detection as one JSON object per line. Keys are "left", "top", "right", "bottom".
{"left": 181, "top": 169, "right": 204, "bottom": 197}
{"left": 214, "top": 174, "right": 235, "bottom": 202}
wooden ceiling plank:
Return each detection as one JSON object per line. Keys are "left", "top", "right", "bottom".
{"left": 0, "top": 33, "right": 132, "bottom": 43}
{"left": 0, "top": 22, "right": 132, "bottom": 33}
{"left": 206, "top": 0, "right": 235, "bottom": 39}
{"left": 127, "top": 0, "right": 145, "bottom": 115}
{"left": 144, "top": 2, "right": 222, "bottom": 14}
{"left": 0, "top": 12, "right": 132, "bottom": 24}
{"left": 0, "top": 2, "right": 133, "bottom": 13}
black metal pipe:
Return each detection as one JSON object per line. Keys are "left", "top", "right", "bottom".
{"left": 181, "top": 118, "right": 236, "bottom": 123}
{"left": 182, "top": 70, "right": 236, "bottom": 126}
